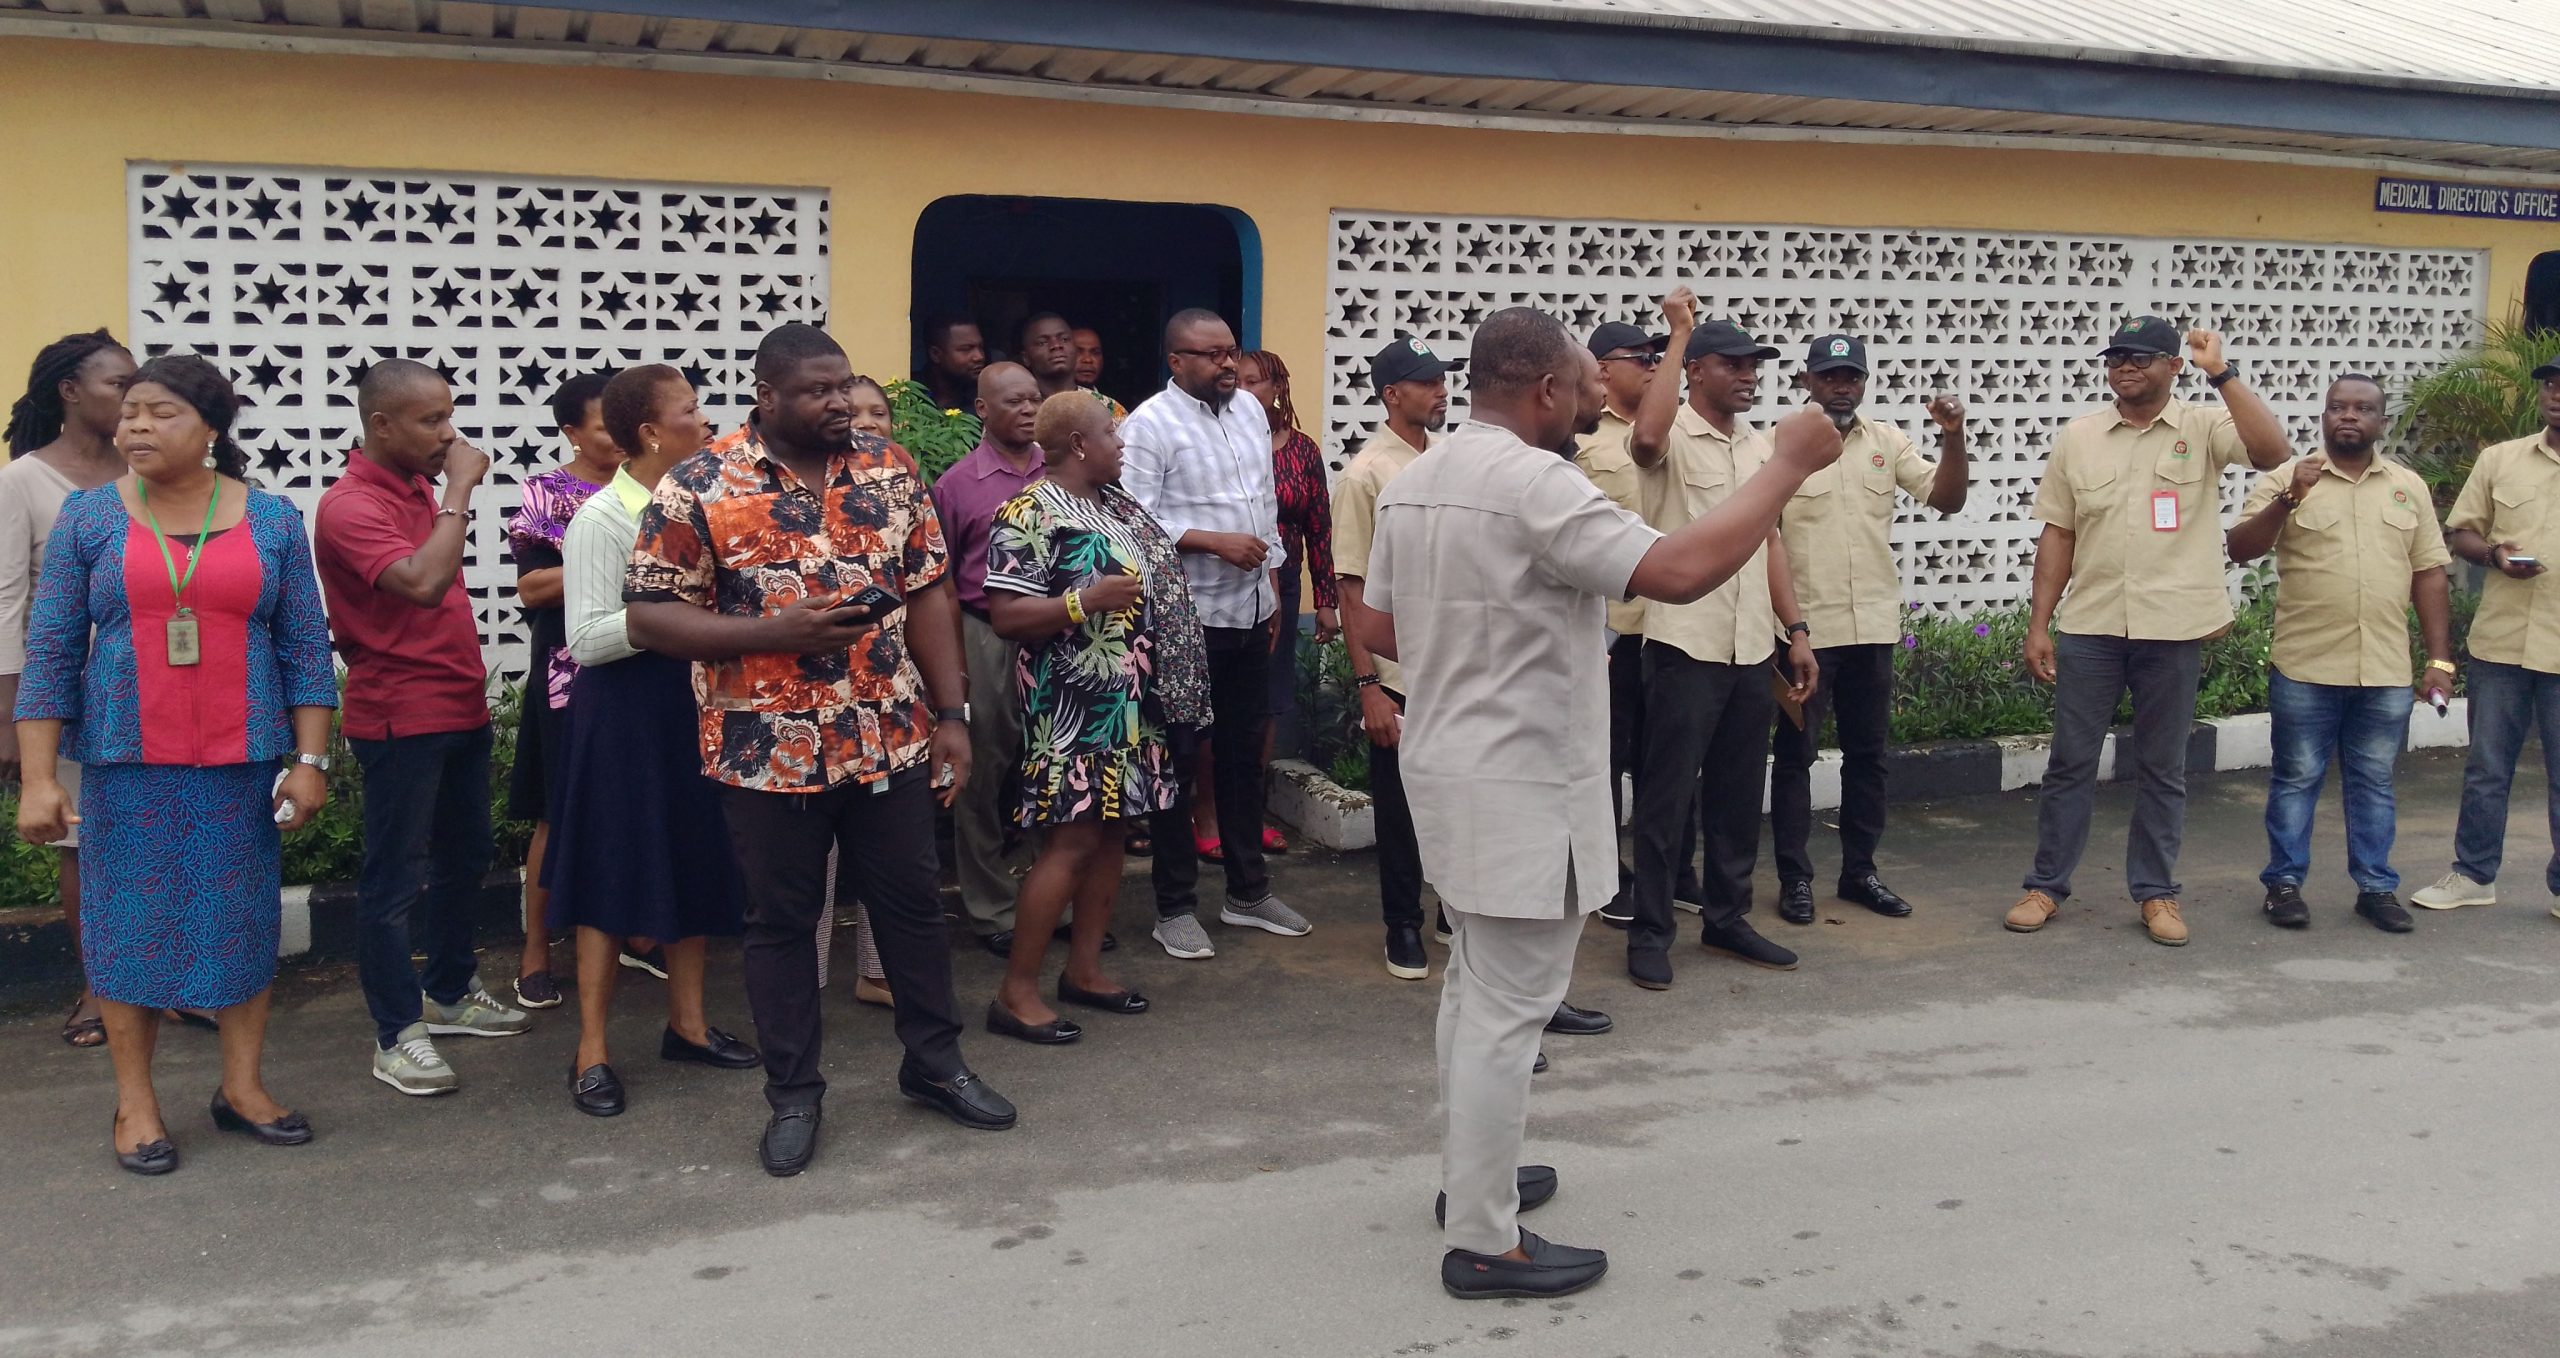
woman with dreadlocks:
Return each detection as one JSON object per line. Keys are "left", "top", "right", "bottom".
{"left": 2, "top": 330, "right": 137, "bottom": 1048}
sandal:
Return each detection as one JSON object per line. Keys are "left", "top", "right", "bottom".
{"left": 1261, "top": 825, "right": 1290, "bottom": 853}
{"left": 62, "top": 999, "right": 105, "bottom": 1049}
{"left": 1193, "top": 832, "right": 1226, "bottom": 864}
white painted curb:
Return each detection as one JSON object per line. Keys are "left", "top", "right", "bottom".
{"left": 279, "top": 883, "right": 313, "bottom": 959}
{"left": 1268, "top": 758, "right": 1376, "bottom": 851}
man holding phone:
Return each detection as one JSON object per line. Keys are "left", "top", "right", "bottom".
{"left": 628, "top": 323, "right": 1012, "bottom": 1178}
{"left": 2414, "top": 359, "right": 2560, "bottom": 914}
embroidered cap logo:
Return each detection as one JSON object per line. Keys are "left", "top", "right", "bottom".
{"left": 1829, "top": 339, "right": 1851, "bottom": 356}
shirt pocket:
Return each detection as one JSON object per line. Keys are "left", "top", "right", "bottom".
{"left": 2492, "top": 482, "right": 2541, "bottom": 540}
{"left": 1860, "top": 451, "right": 1895, "bottom": 495}
{"left": 1683, "top": 464, "right": 1730, "bottom": 517}
{"left": 2153, "top": 446, "right": 2205, "bottom": 487}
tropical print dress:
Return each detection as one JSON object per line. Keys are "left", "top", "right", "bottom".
{"left": 984, "top": 479, "right": 1209, "bottom": 827}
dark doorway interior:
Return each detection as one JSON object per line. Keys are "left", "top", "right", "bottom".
{"left": 2527, "top": 251, "right": 2560, "bottom": 333}
{"left": 909, "top": 195, "right": 1258, "bottom": 409}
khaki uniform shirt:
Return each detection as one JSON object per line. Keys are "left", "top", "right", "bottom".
{"left": 2447, "top": 431, "right": 2560, "bottom": 674}
{"left": 1367, "top": 420, "right": 1662, "bottom": 918}
{"left": 2033, "top": 398, "right": 2251, "bottom": 641}
{"left": 1332, "top": 426, "right": 1431, "bottom": 695}
{"left": 1779, "top": 415, "right": 1938, "bottom": 647}
{"left": 2242, "top": 456, "right": 2450, "bottom": 687}
{"left": 1635, "top": 404, "right": 1777, "bottom": 666}
{"left": 1574, "top": 407, "right": 1649, "bottom": 636}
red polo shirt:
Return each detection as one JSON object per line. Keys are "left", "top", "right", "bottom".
{"left": 313, "top": 449, "right": 490, "bottom": 740}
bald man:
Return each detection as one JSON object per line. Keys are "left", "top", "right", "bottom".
{"left": 931, "top": 363, "right": 1056, "bottom": 952}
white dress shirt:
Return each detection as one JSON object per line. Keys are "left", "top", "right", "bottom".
{"left": 563, "top": 468, "right": 649, "bottom": 667}
{"left": 1119, "top": 380, "right": 1287, "bottom": 630}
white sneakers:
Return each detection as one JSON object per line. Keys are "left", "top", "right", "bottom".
{"left": 2409, "top": 872, "right": 2497, "bottom": 910}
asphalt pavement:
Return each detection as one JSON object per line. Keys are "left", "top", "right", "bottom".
{"left": 4, "top": 747, "right": 2557, "bottom": 1358}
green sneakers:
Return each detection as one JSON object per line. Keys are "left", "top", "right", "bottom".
{"left": 420, "top": 979, "right": 533, "bottom": 1038}
{"left": 373, "top": 1022, "right": 458, "bottom": 1097}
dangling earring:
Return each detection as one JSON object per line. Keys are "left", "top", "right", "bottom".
{"left": 202, "top": 444, "right": 218, "bottom": 469}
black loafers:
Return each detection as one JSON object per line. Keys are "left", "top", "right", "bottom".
{"left": 759, "top": 1105, "right": 821, "bottom": 1176}
{"left": 1057, "top": 977, "right": 1149, "bottom": 1014}
{"left": 1435, "top": 1164, "right": 1559, "bottom": 1225}
{"left": 1533, "top": 1050, "right": 1549, "bottom": 1074}
{"left": 899, "top": 1059, "right": 1019, "bottom": 1131}
{"left": 1700, "top": 919, "right": 1799, "bottom": 971}
{"left": 211, "top": 1090, "right": 313, "bottom": 1145}
{"left": 1627, "top": 949, "right": 1673, "bottom": 991}
{"left": 662, "top": 1026, "right": 762, "bottom": 1069}
{"left": 2264, "top": 882, "right": 2311, "bottom": 929}
{"left": 570, "top": 1063, "right": 626, "bottom": 1118}
{"left": 986, "top": 1000, "right": 1082, "bottom": 1044}
{"left": 978, "top": 930, "right": 1018, "bottom": 958}
{"left": 1840, "top": 874, "right": 1914, "bottom": 917}
{"left": 1778, "top": 880, "right": 1817, "bottom": 925}
{"left": 113, "top": 1114, "right": 179, "bottom": 1176}
{"left": 1544, "top": 1002, "right": 1613, "bottom": 1036}
{"left": 1441, "top": 1229, "right": 1608, "bottom": 1300}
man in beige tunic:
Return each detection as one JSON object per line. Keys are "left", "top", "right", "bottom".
{"left": 1357, "top": 306, "right": 1840, "bottom": 1299}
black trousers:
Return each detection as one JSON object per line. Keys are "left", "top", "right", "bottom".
{"left": 1771, "top": 642, "right": 1895, "bottom": 888}
{"left": 1630, "top": 642, "right": 1774, "bottom": 955}
{"left": 1367, "top": 688, "right": 1425, "bottom": 930}
{"left": 719, "top": 769, "right": 964, "bottom": 1111}
{"left": 1608, "top": 633, "right": 1697, "bottom": 909}
{"left": 1151, "top": 622, "right": 1275, "bottom": 918}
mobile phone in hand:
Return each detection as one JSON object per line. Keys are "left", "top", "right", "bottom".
{"left": 834, "top": 583, "right": 903, "bottom": 620}
{"left": 2507, "top": 554, "right": 2540, "bottom": 570}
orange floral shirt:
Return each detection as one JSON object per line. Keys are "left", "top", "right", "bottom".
{"left": 626, "top": 422, "right": 949, "bottom": 793}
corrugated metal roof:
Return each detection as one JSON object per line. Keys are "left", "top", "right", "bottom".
{"left": 6, "top": 0, "right": 2557, "bottom": 173}
{"left": 1353, "top": 0, "right": 2560, "bottom": 96}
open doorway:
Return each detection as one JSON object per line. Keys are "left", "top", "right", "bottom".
{"left": 909, "top": 195, "right": 1258, "bottom": 409}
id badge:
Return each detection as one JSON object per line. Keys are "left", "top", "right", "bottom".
{"left": 166, "top": 610, "right": 202, "bottom": 666}
{"left": 2151, "top": 490, "right": 2180, "bottom": 532}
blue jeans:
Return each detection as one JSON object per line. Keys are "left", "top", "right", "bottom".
{"left": 2262, "top": 669, "right": 2411, "bottom": 893}
{"left": 351, "top": 725, "right": 495, "bottom": 1048}
{"left": 2450, "top": 658, "right": 2560, "bottom": 893}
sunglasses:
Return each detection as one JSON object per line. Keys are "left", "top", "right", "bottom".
{"left": 2102, "top": 352, "right": 2169, "bottom": 371}
{"left": 1601, "top": 351, "right": 1664, "bottom": 368}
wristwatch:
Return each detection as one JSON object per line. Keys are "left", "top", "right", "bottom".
{"left": 1784, "top": 621, "right": 1811, "bottom": 640}
{"left": 293, "top": 752, "right": 332, "bottom": 772}
{"left": 935, "top": 704, "right": 971, "bottom": 724}
{"left": 2207, "top": 363, "right": 2241, "bottom": 389}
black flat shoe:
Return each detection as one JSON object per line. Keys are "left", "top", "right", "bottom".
{"left": 1441, "top": 1229, "right": 1608, "bottom": 1300}
{"left": 1098, "top": 930, "right": 1118, "bottom": 953}
{"left": 1778, "top": 880, "right": 1816, "bottom": 925}
{"left": 1700, "top": 919, "right": 1799, "bottom": 970}
{"left": 1544, "top": 1002, "right": 1613, "bottom": 1036}
{"left": 898, "top": 1059, "right": 1018, "bottom": 1130}
{"left": 211, "top": 1090, "right": 313, "bottom": 1146}
{"left": 2265, "top": 882, "right": 2311, "bottom": 929}
{"left": 164, "top": 1007, "right": 221, "bottom": 1033}
{"left": 1840, "top": 873, "right": 1913, "bottom": 917}
{"left": 1057, "top": 977, "right": 1149, "bottom": 1014}
{"left": 661, "top": 1026, "right": 761, "bottom": 1069}
{"left": 569, "top": 1064, "right": 626, "bottom": 1118}
{"left": 1533, "top": 1051, "right": 1549, "bottom": 1074}
{"left": 985, "top": 1000, "right": 1082, "bottom": 1044}
{"left": 112, "top": 1114, "right": 178, "bottom": 1176}
{"left": 2355, "top": 891, "right": 2416, "bottom": 934}
{"left": 759, "top": 1105, "right": 820, "bottom": 1176}
{"left": 1435, "top": 1165, "right": 1558, "bottom": 1225}
{"left": 978, "top": 930, "right": 1018, "bottom": 958}
{"left": 1628, "top": 949, "right": 1673, "bottom": 991}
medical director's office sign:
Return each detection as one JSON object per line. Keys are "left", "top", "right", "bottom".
{"left": 2376, "top": 177, "right": 2560, "bottom": 222}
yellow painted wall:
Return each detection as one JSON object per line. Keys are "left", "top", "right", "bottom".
{"left": 2, "top": 33, "right": 2551, "bottom": 378}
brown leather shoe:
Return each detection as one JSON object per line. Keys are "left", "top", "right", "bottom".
{"left": 2003, "top": 889, "right": 2059, "bottom": 933}
{"left": 2140, "top": 898, "right": 2189, "bottom": 946}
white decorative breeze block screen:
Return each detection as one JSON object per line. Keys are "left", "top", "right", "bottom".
{"left": 127, "top": 163, "right": 832, "bottom": 680}
{"left": 1325, "top": 213, "right": 2486, "bottom": 615}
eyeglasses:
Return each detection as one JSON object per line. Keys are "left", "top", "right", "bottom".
{"left": 1171, "top": 346, "right": 1242, "bottom": 365}
{"left": 1601, "top": 351, "right": 1664, "bottom": 369}
{"left": 2102, "top": 352, "right": 2167, "bottom": 371}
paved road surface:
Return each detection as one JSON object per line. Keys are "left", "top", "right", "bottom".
{"left": 4, "top": 748, "right": 2556, "bottom": 1357}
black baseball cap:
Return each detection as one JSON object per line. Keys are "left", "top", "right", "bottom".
{"left": 1588, "top": 322, "right": 1667, "bottom": 358}
{"left": 2532, "top": 359, "right": 2560, "bottom": 381}
{"left": 1683, "top": 320, "right": 1780, "bottom": 364}
{"left": 1805, "top": 334, "right": 1868, "bottom": 374}
{"left": 2101, "top": 314, "right": 2182, "bottom": 357}
{"left": 1369, "top": 336, "right": 1454, "bottom": 389}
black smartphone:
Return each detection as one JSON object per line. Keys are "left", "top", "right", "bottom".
{"left": 833, "top": 583, "right": 903, "bottom": 620}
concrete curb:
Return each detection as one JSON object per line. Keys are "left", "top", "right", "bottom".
{"left": 1270, "top": 700, "right": 2475, "bottom": 844}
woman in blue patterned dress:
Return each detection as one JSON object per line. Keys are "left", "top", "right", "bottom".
{"left": 979, "top": 392, "right": 1209, "bottom": 1044}
{"left": 13, "top": 354, "right": 340, "bottom": 1175}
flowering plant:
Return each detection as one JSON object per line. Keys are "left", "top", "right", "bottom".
{"left": 885, "top": 378, "right": 982, "bottom": 484}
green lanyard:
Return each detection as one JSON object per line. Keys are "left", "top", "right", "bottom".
{"left": 137, "top": 480, "right": 221, "bottom": 614}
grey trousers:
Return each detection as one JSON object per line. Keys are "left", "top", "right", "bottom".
{"left": 2024, "top": 632, "right": 2204, "bottom": 904}
{"left": 1437, "top": 874, "right": 1586, "bottom": 1257}
{"left": 955, "top": 612, "right": 1029, "bottom": 935}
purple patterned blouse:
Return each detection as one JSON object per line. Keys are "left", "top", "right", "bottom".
{"left": 507, "top": 466, "right": 608, "bottom": 710}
